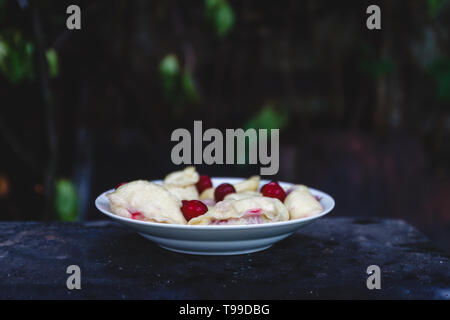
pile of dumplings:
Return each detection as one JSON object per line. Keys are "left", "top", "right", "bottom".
{"left": 107, "top": 167, "right": 324, "bottom": 225}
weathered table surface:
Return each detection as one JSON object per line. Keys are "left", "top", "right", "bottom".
{"left": 0, "top": 218, "right": 448, "bottom": 299}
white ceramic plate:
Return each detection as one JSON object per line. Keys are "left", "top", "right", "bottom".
{"left": 95, "top": 178, "right": 335, "bottom": 255}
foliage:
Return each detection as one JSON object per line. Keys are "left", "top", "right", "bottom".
{"left": 0, "top": 30, "right": 59, "bottom": 83}
{"left": 429, "top": 57, "right": 450, "bottom": 102}
{"left": 237, "top": 105, "right": 288, "bottom": 164}
{"left": 245, "top": 105, "right": 289, "bottom": 133}
{"left": 359, "top": 42, "right": 395, "bottom": 78}
{"left": 159, "top": 54, "right": 199, "bottom": 109}
{"left": 54, "top": 179, "right": 78, "bottom": 222}
{"left": 0, "top": 31, "right": 35, "bottom": 83}
{"left": 181, "top": 68, "right": 200, "bottom": 103}
{"left": 160, "top": 53, "right": 179, "bottom": 77}
{"left": 428, "top": 0, "right": 449, "bottom": 18}
{"left": 159, "top": 53, "right": 179, "bottom": 102}
{"left": 205, "top": 0, "right": 235, "bottom": 37}
{"left": 46, "top": 48, "right": 59, "bottom": 78}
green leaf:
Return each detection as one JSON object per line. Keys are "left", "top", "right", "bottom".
{"left": 205, "top": 0, "right": 235, "bottom": 37}
{"left": 181, "top": 68, "right": 199, "bottom": 103}
{"left": 54, "top": 179, "right": 78, "bottom": 222}
{"left": 160, "top": 54, "right": 179, "bottom": 98}
{"left": 358, "top": 42, "right": 395, "bottom": 78}
{"left": 46, "top": 48, "right": 59, "bottom": 78}
{"left": 205, "top": 0, "right": 221, "bottom": 17}
{"left": 360, "top": 58, "right": 395, "bottom": 78}
{"left": 437, "top": 74, "right": 450, "bottom": 101}
{"left": 159, "top": 54, "right": 179, "bottom": 77}
{"left": 0, "top": 40, "right": 8, "bottom": 63}
{"left": 215, "top": 1, "right": 234, "bottom": 36}
{"left": 159, "top": 54, "right": 200, "bottom": 110}
{"left": 159, "top": 54, "right": 180, "bottom": 104}
{"left": 206, "top": 0, "right": 220, "bottom": 9}
{"left": 429, "top": 57, "right": 450, "bottom": 102}
{"left": 428, "top": 0, "right": 448, "bottom": 18}
{"left": 0, "top": 31, "right": 35, "bottom": 84}
{"left": 245, "top": 105, "right": 289, "bottom": 132}
{"left": 237, "top": 105, "right": 288, "bottom": 165}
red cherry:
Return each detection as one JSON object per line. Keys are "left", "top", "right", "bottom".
{"left": 261, "top": 181, "right": 286, "bottom": 202}
{"left": 214, "top": 183, "right": 236, "bottom": 202}
{"left": 181, "top": 200, "right": 208, "bottom": 222}
{"left": 130, "top": 211, "right": 145, "bottom": 220}
{"left": 115, "top": 182, "right": 127, "bottom": 189}
{"left": 196, "top": 175, "right": 213, "bottom": 193}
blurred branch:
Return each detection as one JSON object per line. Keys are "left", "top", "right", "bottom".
{"left": 31, "top": 0, "right": 58, "bottom": 221}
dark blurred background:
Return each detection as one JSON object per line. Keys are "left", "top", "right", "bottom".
{"left": 0, "top": 0, "right": 449, "bottom": 251}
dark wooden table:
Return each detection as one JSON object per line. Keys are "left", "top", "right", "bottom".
{"left": 0, "top": 218, "right": 448, "bottom": 299}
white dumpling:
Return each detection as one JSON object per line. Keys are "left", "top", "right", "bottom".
{"left": 189, "top": 195, "right": 288, "bottom": 225}
{"left": 234, "top": 176, "right": 260, "bottom": 193}
{"left": 284, "top": 185, "right": 323, "bottom": 219}
{"left": 199, "top": 187, "right": 214, "bottom": 200}
{"left": 199, "top": 176, "right": 261, "bottom": 200}
{"left": 164, "top": 166, "right": 199, "bottom": 187}
{"left": 224, "top": 191, "right": 261, "bottom": 201}
{"left": 165, "top": 185, "right": 199, "bottom": 201}
{"left": 107, "top": 180, "right": 186, "bottom": 224}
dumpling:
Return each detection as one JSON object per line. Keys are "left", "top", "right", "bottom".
{"left": 107, "top": 180, "right": 186, "bottom": 224}
{"left": 199, "top": 176, "right": 261, "bottom": 200}
{"left": 165, "top": 185, "right": 199, "bottom": 201}
{"left": 199, "top": 187, "right": 214, "bottom": 200}
{"left": 234, "top": 176, "right": 260, "bottom": 193}
{"left": 164, "top": 166, "right": 200, "bottom": 200}
{"left": 224, "top": 191, "right": 261, "bottom": 201}
{"left": 189, "top": 195, "right": 288, "bottom": 225}
{"left": 284, "top": 185, "right": 323, "bottom": 219}
{"left": 163, "top": 166, "right": 199, "bottom": 187}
